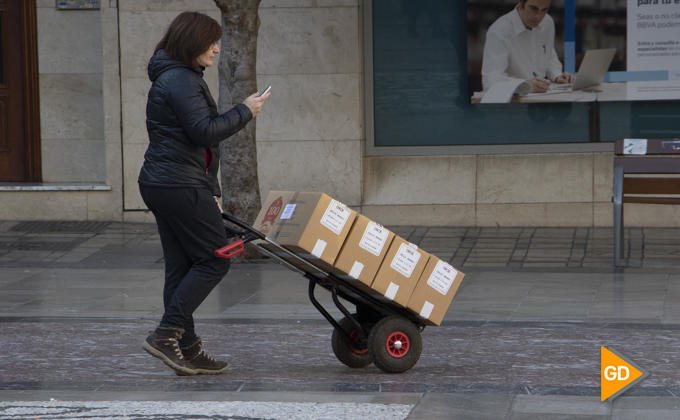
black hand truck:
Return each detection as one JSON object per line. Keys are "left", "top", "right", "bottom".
{"left": 215, "top": 213, "right": 428, "bottom": 374}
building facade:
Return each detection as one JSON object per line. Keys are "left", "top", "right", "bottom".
{"left": 1, "top": 0, "right": 678, "bottom": 227}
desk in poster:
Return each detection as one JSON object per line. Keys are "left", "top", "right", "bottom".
{"left": 471, "top": 83, "right": 628, "bottom": 104}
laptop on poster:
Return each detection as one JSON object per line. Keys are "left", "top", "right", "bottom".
{"left": 549, "top": 48, "right": 616, "bottom": 92}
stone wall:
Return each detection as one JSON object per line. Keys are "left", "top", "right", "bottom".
{"left": 362, "top": 153, "right": 618, "bottom": 227}
{"left": 254, "top": 0, "right": 363, "bottom": 208}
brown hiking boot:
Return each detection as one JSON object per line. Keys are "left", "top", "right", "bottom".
{"left": 142, "top": 327, "right": 197, "bottom": 376}
{"left": 180, "top": 337, "right": 228, "bottom": 375}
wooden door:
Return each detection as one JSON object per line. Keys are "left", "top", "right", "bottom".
{"left": 0, "top": 0, "right": 40, "bottom": 182}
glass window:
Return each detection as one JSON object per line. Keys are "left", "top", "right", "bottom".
{"left": 372, "top": 0, "right": 590, "bottom": 147}
{"left": 371, "top": 1, "right": 680, "bottom": 149}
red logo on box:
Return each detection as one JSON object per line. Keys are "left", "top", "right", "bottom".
{"left": 259, "top": 196, "right": 282, "bottom": 234}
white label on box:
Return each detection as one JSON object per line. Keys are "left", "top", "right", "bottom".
{"left": 390, "top": 243, "right": 422, "bottom": 278}
{"left": 427, "top": 261, "right": 457, "bottom": 296}
{"left": 623, "top": 139, "right": 647, "bottom": 155}
{"left": 311, "top": 239, "right": 327, "bottom": 258}
{"left": 320, "top": 199, "right": 350, "bottom": 235}
{"left": 359, "top": 222, "right": 390, "bottom": 256}
{"left": 385, "top": 282, "right": 400, "bottom": 300}
{"left": 420, "top": 301, "right": 435, "bottom": 319}
{"left": 280, "top": 204, "right": 296, "bottom": 220}
{"left": 349, "top": 261, "right": 364, "bottom": 279}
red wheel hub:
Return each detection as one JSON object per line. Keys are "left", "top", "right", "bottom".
{"left": 386, "top": 331, "right": 410, "bottom": 358}
{"left": 349, "top": 329, "right": 368, "bottom": 354}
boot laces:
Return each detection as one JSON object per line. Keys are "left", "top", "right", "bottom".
{"left": 166, "top": 337, "right": 184, "bottom": 359}
{"left": 199, "top": 350, "right": 215, "bottom": 362}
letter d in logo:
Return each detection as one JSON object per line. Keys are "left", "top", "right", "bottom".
{"left": 601, "top": 347, "right": 649, "bottom": 401}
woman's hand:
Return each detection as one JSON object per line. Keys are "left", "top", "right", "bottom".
{"left": 243, "top": 91, "right": 271, "bottom": 117}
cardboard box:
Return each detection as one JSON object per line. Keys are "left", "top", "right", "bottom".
{"left": 253, "top": 191, "right": 357, "bottom": 275}
{"left": 406, "top": 257, "right": 465, "bottom": 326}
{"left": 334, "top": 214, "right": 395, "bottom": 289}
{"left": 370, "top": 237, "right": 430, "bottom": 307}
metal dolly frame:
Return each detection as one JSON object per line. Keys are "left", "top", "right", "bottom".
{"left": 215, "top": 213, "right": 427, "bottom": 373}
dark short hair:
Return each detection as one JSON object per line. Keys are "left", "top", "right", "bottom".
{"left": 154, "top": 12, "right": 222, "bottom": 68}
{"left": 519, "top": 0, "right": 550, "bottom": 6}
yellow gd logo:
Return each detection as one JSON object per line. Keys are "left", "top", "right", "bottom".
{"left": 601, "top": 347, "right": 649, "bottom": 401}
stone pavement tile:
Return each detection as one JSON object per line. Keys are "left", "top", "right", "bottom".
{"left": 80, "top": 295, "right": 163, "bottom": 315}
{"left": 444, "top": 307, "right": 516, "bottom": 321}
{"left": 406, "top": 393, "right": 515, "bottom": 420}
{"left": 522, "top": 263, "right": 568, "bottom": 268}
{"left": 423, "top": 227, "right": 468, "bottom": 237}
{"left": 611, "top": 397, "right": 680, "bottom": 420}
{"left": 229, "top": 391, "right": 377, "bottom": 403}
{"left": 510, "top": 395, "right": 610, "bottom": 416}
{"left": 511, "top": 302, "right": 591, "bottom": 322}
{"left": 507, "top": 414, "right": 608, "bottom": 419}
{"left": 0, "top": 268, "right": 46, "bottom": 285}
{"left": 662, "top": 275, "right": 680, "bottom": 322}
{"left": 389, "top": 226, "right": 417, "bottom": 237}
{"left": 1, "top": 269, "right": 109, "bottom": 291}
{"left": 586, "top": 304, "right": 663, "bottom": 322}
{"left": 468, "top": 250, "right": 514, "bottom": 257}
{"left": 478, "top": 228, "right": 524, "bottom": 237}
{"left": 369, "top": 393, "right": 423, "bottom": 406}
{"left": 463, "top": 262, "right": 509, "bottom": 267}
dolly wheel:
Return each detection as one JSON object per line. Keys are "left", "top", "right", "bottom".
{"left": 368, "top": 316, "right": 422, "bottom": 373}
{"left": 386, "top": 331, "right": 410, "bottom": 357}
{"left": 349, "top": 330, "right": 368, "bottom": 354}
{"left": 331, "top": 314, "right": 372, "bottom": 368}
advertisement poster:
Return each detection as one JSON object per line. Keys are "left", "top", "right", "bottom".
{"left": 627, "top": 0, "right": 680, "bottom": 100}
{"left": 467, "top": 0, "right": 680, "bottom": 104}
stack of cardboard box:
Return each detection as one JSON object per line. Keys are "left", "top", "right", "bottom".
{"left": 252, "top": 191, "right": 465, "bottom": 326}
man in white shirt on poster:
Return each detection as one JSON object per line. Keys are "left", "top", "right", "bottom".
{"left": 482, "top": 0, "right": 575, "bottom": 93}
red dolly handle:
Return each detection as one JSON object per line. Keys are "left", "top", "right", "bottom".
{"left": 214, "top": 239, "right": 245, "bottom": 259}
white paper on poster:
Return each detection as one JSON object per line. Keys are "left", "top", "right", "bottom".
{"left": 420, "top": 301, "right": 435, "bottom": 319}
{"left": 390, "top": 243, "right": 421, "bottom": 278}
{"left": 385, "top": 282, "right": 400, "bottom": 300}
{"left": 623, "top": 139, "right": 647, "bottom": 155}
{"left": 320, "top": 199, "right": 350, "bottom": 235}
{"left": 481, "top": 79, "right": 531, "bottom": 103}
{"left": 627, "top": 81, "right": 680, "bottom": 101}
{"left": 427, "top": 261, "right": 458, "bottom": 296}
{"left": 359, "top": 222, "right": 390, "bottom": 256}
{"left": 280, "top": 204, "right": 296, "bottom": 220}
{"left": 349, "top": 261, "right": 364, "bottom": 279}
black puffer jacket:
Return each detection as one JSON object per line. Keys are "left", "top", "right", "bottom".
{"left": 138, "top": 50, "right": 253, "bottom": 196}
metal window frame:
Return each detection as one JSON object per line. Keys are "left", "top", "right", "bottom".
{"left": 362, "top": 0, "right": 613, "bottom": 157}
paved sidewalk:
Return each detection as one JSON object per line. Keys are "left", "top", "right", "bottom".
{"left": 2, "top": 220, "right": 680, "bottom": 419}
{"left": 2, "top": 220, "right": 680, "bottom": 269}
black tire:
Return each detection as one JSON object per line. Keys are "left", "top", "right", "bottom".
{"left": 368, "top": 316, "right": 422, "bottom": 373}
{"left": 331, "top": 314, "right": 372, "bottom": 368}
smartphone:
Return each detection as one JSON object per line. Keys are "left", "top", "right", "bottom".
{"left": 259, "top": 86, "right": 272, "bottom": 97}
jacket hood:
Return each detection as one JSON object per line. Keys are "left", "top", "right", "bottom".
{"left": 148, "top": 50, "right": 195, "bottom": 82}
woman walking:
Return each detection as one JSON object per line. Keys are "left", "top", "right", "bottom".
{"left": 138, "top": 12, "right": 270, "bottom": 375}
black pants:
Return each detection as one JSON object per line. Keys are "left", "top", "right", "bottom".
{"left": 139, "top": 185, "right": 230, "bottom": 347}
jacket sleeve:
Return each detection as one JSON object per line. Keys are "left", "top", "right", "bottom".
{"left": 166, "top": 75, "right": 254, "bottom": 148}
